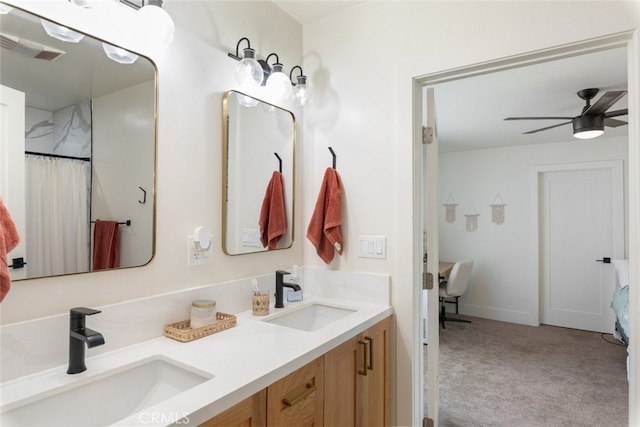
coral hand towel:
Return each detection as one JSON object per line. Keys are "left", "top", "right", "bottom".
{"left": 307, "top": 167, "right": 343, "bottom": 264}
{"left": 259, "top": 171, "right": 287, "bottom": 250}
{"left": 0, "top": 198, "right": 20, "bottom": 302}
{"left": 92, "top": 220, "right": 120, "bottom": 270}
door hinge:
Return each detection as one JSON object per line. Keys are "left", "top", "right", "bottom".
{"left": 424, "top": 417, "right": 434, "bottom": 427}
{"left": 422, "top": 126, "right": 434, "bottom": 144}
{"left": 423, "top": 271, "right": 433, "bottom": 290}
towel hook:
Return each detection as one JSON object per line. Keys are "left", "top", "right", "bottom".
{"left": 274, "top": 152, "right": 282, "bottom": 173}
{"left": 328, "top": 146, "right": 336, "bottom": 169}
{"left": 138, "top": 187, "right": 146, "bottom": 204}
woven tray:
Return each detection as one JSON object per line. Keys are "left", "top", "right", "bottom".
{"left": 164, "top": 312, "right": 236, "bottom": 342}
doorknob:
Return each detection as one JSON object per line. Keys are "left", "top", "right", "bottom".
{"left": 595, "top": 257, "right": 611, "bottom": 263}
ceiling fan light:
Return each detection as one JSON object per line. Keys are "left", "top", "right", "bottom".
{"left": 574, "top": 129, "right": 605, "bottom": 139}
{"left": 572, "top": 115, "right": 604, "bottom": 140}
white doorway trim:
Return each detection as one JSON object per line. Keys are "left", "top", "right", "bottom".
{"left": 396, "top": 31, "right": 639, "bottom": 426}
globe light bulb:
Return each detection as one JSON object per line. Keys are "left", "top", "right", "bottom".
{"left": 40, "top": 19, "right": 84, "bottom": 43}
{"left": 236, "top": 48, "right": 264, "bottom": 89}
{"left": 237, "top": 94, "right": 259, "bottom": 108}
{"left": 265, "top": 63, "right": 292, "bottom": 101}
{"left": 137, "top": 4, "right": 175, "bottom": 48}
{"left": 102, "top": 42, "right": 139, "bottom": 64}
{"left": 293, "top": 75, "right": 310, "bottom": 107}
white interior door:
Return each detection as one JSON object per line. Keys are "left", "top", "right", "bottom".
{"left": 0, "top": 84, "right": 27, "bottom": 280}
{"left": 540, "top": 161, "right": 624, "bottom": 333}
{"left": 423, "top": 86, "right": 440, "bottom": 426}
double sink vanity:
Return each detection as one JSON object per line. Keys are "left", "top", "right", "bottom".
{"left": 0, "top": 271, "right": 392, "bottom": 426}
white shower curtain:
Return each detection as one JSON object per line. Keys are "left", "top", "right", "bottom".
{"left": 25, "top": 155, "right": 90, "bottom": 277}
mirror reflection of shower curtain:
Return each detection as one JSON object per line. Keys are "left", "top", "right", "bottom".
{"left": 25, "top": 155, "right": 90, "bottom": 277}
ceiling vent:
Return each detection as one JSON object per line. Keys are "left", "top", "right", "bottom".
{"left": 0, "top": 32, "right": 65, "bottom": 61}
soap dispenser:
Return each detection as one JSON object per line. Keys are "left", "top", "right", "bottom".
{"left": 287, "top": 265, "right": 303, "bottom": 302}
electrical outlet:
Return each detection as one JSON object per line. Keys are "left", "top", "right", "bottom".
{"left": 188, "top": 236, "right": 213, "bottom": 267}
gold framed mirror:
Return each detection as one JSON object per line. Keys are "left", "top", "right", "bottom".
{"left": 222, "top": 91, "right": 295, "bottom": 255}
{"left": 0, "top": 5, "right": 157, "bottom": 280}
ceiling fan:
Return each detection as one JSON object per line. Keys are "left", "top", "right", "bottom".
{"left": 504, "top": 88, "right": 628, "bottom": 139}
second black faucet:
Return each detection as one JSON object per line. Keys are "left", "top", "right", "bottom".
{"left": 274, "top": 270, "right": 301, "bottom": 308}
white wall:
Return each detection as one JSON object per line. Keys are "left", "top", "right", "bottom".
{"left": 302, "top": 2, "right": 639, "bottom": 425}
{"left": 0, "top": 0, "right": 304, "bottom": 323}
{"left": 439, "top": 137, "right": 628, "bottom": 325}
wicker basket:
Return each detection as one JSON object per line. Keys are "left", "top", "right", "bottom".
{"left": 164, "top": 312, "right": 237, "bottom": 342}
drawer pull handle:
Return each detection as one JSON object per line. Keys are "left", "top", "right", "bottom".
{"left": 282, "top": 382, "right": 316, "bottom": 407}
{"left": 365, "top": 336, "right": 373, "bottom": 371}
{"left": 358, "top": 340, "right": 368, "bottom": 376}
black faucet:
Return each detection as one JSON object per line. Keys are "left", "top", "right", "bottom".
{"left": 274, "top": 270, "right": 301, "bottom": 309}
{"left": 67, "top": 307, "right": 105, "bottom": 374}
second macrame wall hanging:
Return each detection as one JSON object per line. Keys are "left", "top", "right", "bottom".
{"left": 443, "top": 193, "right": 507, "bottom": 232}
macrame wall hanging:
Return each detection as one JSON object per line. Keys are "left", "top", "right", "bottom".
{"left": 490, "top": 194, "right": 507, "bottom": 225}
{"left": 464, "top": 206, "right": 479, "bottom": 232}
{"left": 443, "top": 194, "right": 458, "bottom": 223}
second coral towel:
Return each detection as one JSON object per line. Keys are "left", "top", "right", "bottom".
{"left": 259, "top": 171, "right": 287, "bottom": 250}
{"left": 307, "top": 167, "right": 343, "bottom": 264}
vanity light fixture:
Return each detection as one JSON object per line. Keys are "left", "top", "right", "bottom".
{"left": 38, "top": 0, "right": 174, "bottom": 58}
{"left": 228, "top": 37, "right": 310, "bottom": 105}
{"left": 289, "top": 65, "right": 310, "bottom": 107}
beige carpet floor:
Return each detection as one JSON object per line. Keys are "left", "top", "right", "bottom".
{"left": 426, "top": 316, "right": 628, "bottom": 427}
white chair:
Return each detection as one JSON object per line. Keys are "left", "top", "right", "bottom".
{"left": 439, "top": 259, "right": 474, "bottom": 329}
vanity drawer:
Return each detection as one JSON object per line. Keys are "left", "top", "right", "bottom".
{"left": 266, "top": 356, "right": 324, "bottom": 426}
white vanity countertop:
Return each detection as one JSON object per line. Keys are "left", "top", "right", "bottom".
{"left": 0, "top": 296, "right": 392, "bottom": 426}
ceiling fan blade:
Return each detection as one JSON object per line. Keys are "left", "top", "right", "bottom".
{"left": 504, "top": 116, "right": 573, "bottom": 121}
{"left": 604, "top": 108, "right": 628, "bottom": 118}
{"left": 522, "top": 121, "right": 572, "bottom": 134}
{"left": 604, "top": 118, "right": 628, "bottom": 128}
{"left": 583, "top": 90, "right": 627, "bottom": 115}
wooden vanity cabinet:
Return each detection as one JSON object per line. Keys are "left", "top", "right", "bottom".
{"left": 324, "top": 316, "right": 391, "bottom": 427}
{"left": 199, "top": 316, "right": 390, "bottom": 427}
{"left": 267, "top": 356, "right": 324, "bottom": 426}
{"left": 200, "top": 389, "right": 266, "bottom": 427}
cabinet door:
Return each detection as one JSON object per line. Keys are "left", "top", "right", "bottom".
{"left": 267, "top": 357, "right": 324, "bottom": 426}
{"left": 324, "top": 337, "right": 359, "bottom": 426}
{"left": 200, "top": 389, "right": 266, "bottom": 427}
{"left": 358, "top": 317, "right": 391, "bottom": 427}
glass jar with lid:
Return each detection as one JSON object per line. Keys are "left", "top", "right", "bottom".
{"left": 190, "top": 299, "right": 216, "bottom": 328}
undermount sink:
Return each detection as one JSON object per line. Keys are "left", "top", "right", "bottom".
{"left": 263, "top": 302, "right": 357, "bottom": 332}
{"left": 0, "top": 356, "right": 213, "bottom": 427}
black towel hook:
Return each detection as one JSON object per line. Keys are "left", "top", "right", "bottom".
{"left": 138, "top": 187, "right": 146, "bottom": 204}
{"left": 328, "top": 146, "right": 336, "bottom": 169}
{"left": 274, "top": 152, "right": 282, "bottom": 173}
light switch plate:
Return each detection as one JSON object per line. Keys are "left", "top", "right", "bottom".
{"left": 242, "top": 228, "right": 262, "bottom": 248}
{"left": 358, "top": 235, "right": 386, "bottom": 259}
{"left": 188, "top": 235, "right": 213, "bottom": 267}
